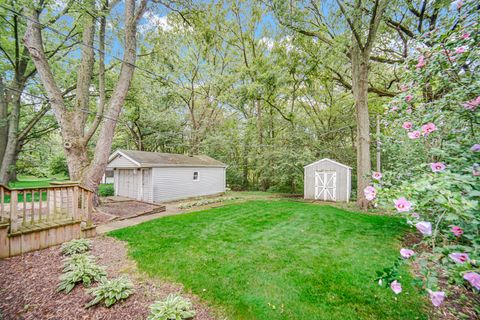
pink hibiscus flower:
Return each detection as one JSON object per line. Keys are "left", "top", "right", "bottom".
{"left": 463, "top": 272, "right": 480, "bottom": 290}
{"left": 461, "top": 33, "right": 470, "bottom": 40}
{"left": 405, "top": 95, "right": 414, "bottom": 103}
{"left": 455, "top": 46, "right": 466, "bottom": 54}
{"left": 449, "top": 252, "right": 469, "bottom": 264}
{"left": 411, "top": 212, "right": 420, "bottom": 219}
{"left": 463, "top": 96, "right": 480, "bottom": 111}
{"left": 416, "top": 55, "right": 426, "bottom": 68}
{"left": 428, "top": 290, "right": 445, "bottom": 307}
{"left": 390, "top": 280, "right": 402, "bottom": 294}
{"left": 394, "top": 197, "right": 412, "bottom": 212}
{"left": 474, "top": 164, "right": 480, "bottom": 176}
{"left": 400, "top": 85, "right": 409, "bottom": 92}
{"left": 416, "top": 221, "right": 432, "bottom": 236}
{"left": 400, "top": 248, "right": 415, "bottom": 259}
{"left": 408, "top": 131, "right": 421, "bottom": 139}
{"left": 421, "top": 122, "right": 437, "bottom": 136}
{"left": 451, "top": 225, "right": 463, "bottom": 237}
{"left": 471, "top": 144, "right": 480, "bottom": 152}
{"left": 430, "top": 162, "right": 446, "bottom": 172}
{"left": 372, "top": 171, "right": 382, "bottom": 180}
{"left": 364, "top": 186, "right": 377, "bottom": 201}
{"left": 402, "top": 122, "right": 413, "bottom": 130}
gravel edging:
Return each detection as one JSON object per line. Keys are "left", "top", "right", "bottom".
{"left": 0, "top": 237, "right": 216, "bottom": 320}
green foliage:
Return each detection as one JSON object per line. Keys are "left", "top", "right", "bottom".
{"left": 374, "top": 1, "right": 480, "bottom": 302}
{"left": 58, "top": 254, "right": 107, "bottom": 293}
{"left": 98, "top": 184, "right": 114, "bottom": 197}
{"left": 85, "top": 276, "right": 135, "bottom": 308}
{"left": 177, "top": 196, "right": 238, "bottom": 209}
{"left": 49, "top": 154, "right": 69, "bottom": 176}
{"left": 61, "top": 239, "right": 92, "bottom": 255}
{"left": 147, "top": 294, "right": 196, "bottom": 320}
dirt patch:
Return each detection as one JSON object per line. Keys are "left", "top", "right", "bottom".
{"left": 0, "top": 237, "right": 217, "bottom": 320}
{"left": 91, "top": 211, "right": 116, "bottom": 224}
{"left": 97, "top": 201, "right": 164, "bottom": 220}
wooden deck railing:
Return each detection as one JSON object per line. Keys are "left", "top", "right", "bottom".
{"left": 0, "top": 183, "right": 94, "bottom": 233}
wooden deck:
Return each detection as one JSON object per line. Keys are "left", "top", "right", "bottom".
{"left": 0, "top": 184, "right": 96, "bottom": 258}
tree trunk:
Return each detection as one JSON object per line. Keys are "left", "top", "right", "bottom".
{"left": 0, "top": 94, "right": 20, "bottom": 184}
{"left": 82, "top": 0, "right": 143, "bottom": 196}
{"left": 24, "top": 0, "right": 147, "bottom": 201}
{"left": 351, "top": 46, "right": 371, "bottom": 210}
{"left": 0, "top": 77, "right": 8, "bottom": 170}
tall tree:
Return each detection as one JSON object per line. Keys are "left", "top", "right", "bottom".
{"left": 340, "top": 0, "right": 388, "bottom": 209}
{"left": 0, "top": 1, "right": 73, "bottom": 184}
{"left": 24, "top": 0, "right": 148, "bottom": 196}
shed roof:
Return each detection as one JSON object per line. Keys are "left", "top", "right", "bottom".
{"left": 304, "top": 158, "right": 352, "bottom": 170}
{"left": 108, "top": 149, "right": 227, "bottom": 168}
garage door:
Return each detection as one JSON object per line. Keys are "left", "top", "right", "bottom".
{"left": 117, "top": 169, "right": 139, "bottom": 199}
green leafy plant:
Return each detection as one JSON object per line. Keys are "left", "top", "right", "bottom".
{"left": 61, "top": 238, "right": 92, "bottom": 255}
{"left": 58, "top": 254, "right": 107, "bottom": 293}
{"left": 177, "top": 196, "right": 238, "bottom": 209}
{"left": 98, "top": 183, "right": 115, "bottom": 197}
{"left": 370, "top": 1, "right": 480, "bottom": 309}
{"left": 85, "top": 276, "right": 134, "bottom": 308}
{"left": 147, "top": 294, "right": 196, "bottom": 320}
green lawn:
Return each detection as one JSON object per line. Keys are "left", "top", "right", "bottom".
{"left": 110, "top": 200, "right": 426, "bottom": 320}
{"left": 2, "top": 176, "right": 68, "bottom": 203}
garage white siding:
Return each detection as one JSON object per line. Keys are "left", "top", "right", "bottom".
{"left": 152, "top": 167, "right": 226, "bottom": 202}
{"left": 108, "top": 155, "right": 138, "bottom": 168}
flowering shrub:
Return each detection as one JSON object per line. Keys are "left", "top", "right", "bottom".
{"left": 371, "top": 1, "right": 479, "bottom": 310}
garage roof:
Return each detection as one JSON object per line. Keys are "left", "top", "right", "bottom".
{"left": 108, "top": 149, "right": 227, "bottom": 168}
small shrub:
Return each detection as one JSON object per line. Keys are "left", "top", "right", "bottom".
{"left": 85, "top": 276, "right": 134, "bottom": 308}
{"left": 61, "top": 238, "right": 92, "bottom": 255}
{"left": 147, "top": 294, "right": 196, "bottom": 320}
{"left": 98, "top": 184, "right": 114, "bottom": 197}
{"left": 58, "top": 254, "right": 107, "bottom": 293}
{"left": 49, "top": 153, "right": 69, "bottom": 176}
{"left": 177, "top": 196, "right": 238, "bottom": 209}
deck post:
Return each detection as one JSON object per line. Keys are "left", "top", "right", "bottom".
{"left": 73, "top": 186, "right": 79, "bottom": 220}
{"left": 86, "top": 191, "right": 93, "bottom": 227}
{"left": 10, "top": 190, "right": 18, "bottom": 232}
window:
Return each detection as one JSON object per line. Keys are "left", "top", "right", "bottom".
{"left": 193, "top": 171, "right": 199, "bottom": 181}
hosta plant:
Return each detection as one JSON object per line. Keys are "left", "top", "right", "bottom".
{"left": 61, "top": 238, "right": 92, "bottom": 255}
{"left": 85, "top": 276, "right": 135, "bottom": 308}
{"left": 147, "top": 294, "right": 196, "bottom": 320}
{"left": 58, "top": 254, "right": 107, "bottom": 293}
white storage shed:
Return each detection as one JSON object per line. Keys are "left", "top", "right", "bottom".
{"left": 107, "top": 150, "right": 227, "bottom": 203}
{"left": 304, "top": 158, "right": 352, "bottom": 202}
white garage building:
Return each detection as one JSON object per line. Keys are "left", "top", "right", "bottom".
{"left": 107, "top": 150, "right": 227, "bottom": 203}
{"left": 304, "top": 158, "right": 352, "bottom": 202}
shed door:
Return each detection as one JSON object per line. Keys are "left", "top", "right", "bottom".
{"left": 315, "top": 171, "right": 337, "bottom": 201}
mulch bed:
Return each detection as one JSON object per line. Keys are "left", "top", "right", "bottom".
{"left": 0, "top": 237, "right": 216, "bottom": 320}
